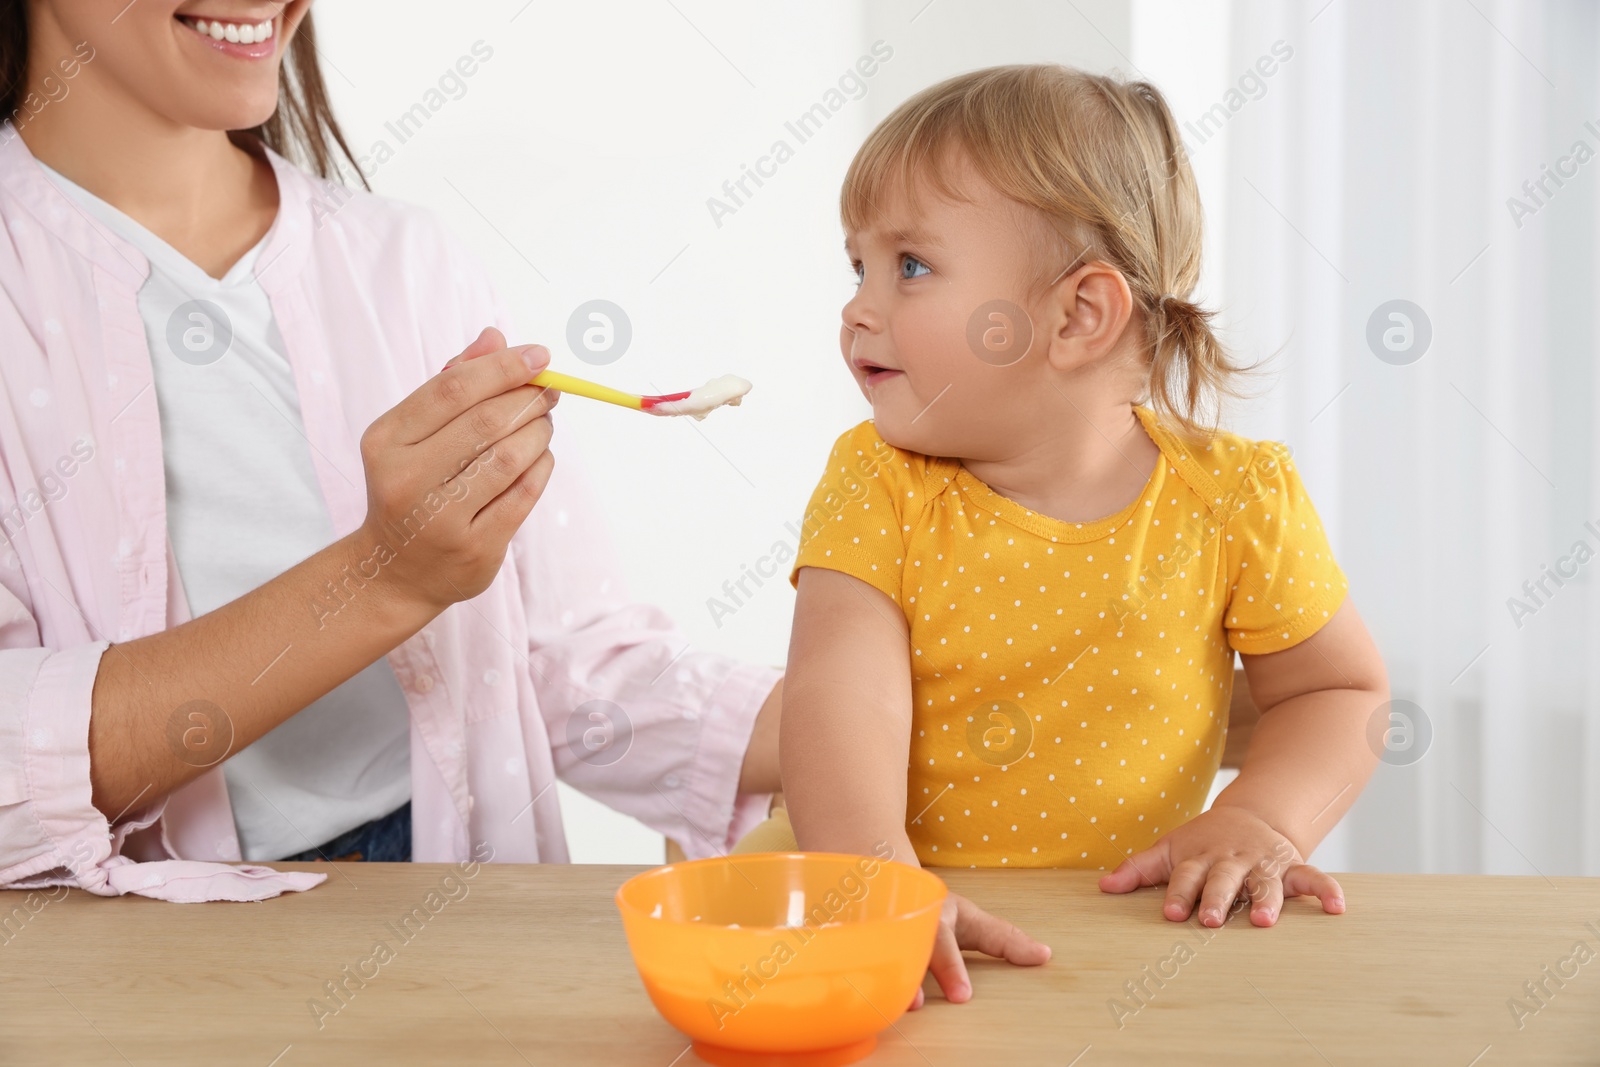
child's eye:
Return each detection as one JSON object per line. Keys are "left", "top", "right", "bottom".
{"left": 850, "top": 261, "right": 864, "bottom": 286}
{"left": 900, "top": 255, "right": 931, "bottom": 280}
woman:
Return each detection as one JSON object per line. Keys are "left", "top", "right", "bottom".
{"left": 0, "top": 0, "right": 783, "bottom": 900}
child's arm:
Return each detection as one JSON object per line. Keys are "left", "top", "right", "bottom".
{"left": 1099, "top": 600, "right": 1388, "bottom": 926}
{"left": 1223, "top": 600, "right": 1387, "bottom": 858}
{"left": 783, "top": 567, "right": 1051, "bottom": 1004}
{"left": 781, "top": 568, "right": 915, "bottom": 858}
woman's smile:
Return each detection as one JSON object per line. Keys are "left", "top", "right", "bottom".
{"left": 176, "top": 12, "right": 278, "bottom": 57}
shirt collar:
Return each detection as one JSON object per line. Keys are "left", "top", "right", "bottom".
{"left": 0, "top": 121, "right": 147, "bottom": 286}
{"left": 0, "top": 120, "right": 316, "bottom": 292}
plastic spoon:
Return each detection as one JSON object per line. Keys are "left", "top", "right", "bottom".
{"left": 530, "top": 369, "right": 751, "bottom": 420}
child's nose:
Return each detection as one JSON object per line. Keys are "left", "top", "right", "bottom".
{"left": 841, "top": 288, "right": 880, "bottom": 333}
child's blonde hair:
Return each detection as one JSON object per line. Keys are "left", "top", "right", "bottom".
{"left": 842, "top": 64, "right": 1247, "bottom": 440}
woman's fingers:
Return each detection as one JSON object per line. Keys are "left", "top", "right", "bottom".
{"left": 392, "top": 344, "right": 550, "bottom": 446}
{"left": 952, "top": 894, "right": 1052, "bottom": 966}
{"left": 1195, "top": 860, "right": 1252, "bottom": 928}
{"left": 472, "top": 445, "right": 556, "bottom": 538}
{"left": 428, "top": 382, "right": 559, "bottom": 488}
{"left": 352, "top": 333, "right": 560, "bottom": 613}
{"left": 455, "top": 414, "right": 556, "bottom": 523}
{"left": 441, "top": 326, "right": 504, "bottom": 371}
{"left": 1283, "top": 864, "right": 1346, "bottom": 914}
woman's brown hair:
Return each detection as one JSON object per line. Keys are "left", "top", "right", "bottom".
{"left": 843, "top": 64, "right": 1251, "bottom": 441}
{"left": 0, "top": 4, "right": 368, "bottom": 189}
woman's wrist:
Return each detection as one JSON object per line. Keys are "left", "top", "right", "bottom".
{"left": 331, "top": 525, "right": 449, "bottom": 628}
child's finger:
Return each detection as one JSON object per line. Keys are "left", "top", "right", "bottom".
{"left": 926, "top": 922, "right": 974, "bottom": 1003}
{"left": 952, "top": 895, "right": 1052, "bottom": 965}
{"left": 1097, "top": 843, "right": 1170, "bottom": 894}
{"left": 1162, "top": 857, "right": 1211, "bottom": 921}
{"left": 1246, "top": 869, "right": 1285, "bottom": 926}
{"left": 906, "top": 986, "right": 925, "bottom": 1012}
{"left": 1195, "top": 860, "right": 1252, "bottom": 927}
{"left": 1282, "top": 864, "right": 1346, "bottom": 914}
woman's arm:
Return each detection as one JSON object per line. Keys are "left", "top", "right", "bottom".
{"left": 88, "top": 534, "right": 439, "bottom": 822}
{"left": 738, "top": 677, "right": 782, "bottom": 795}
{"left": 783, "top": 567, "right": 1049, "bottom": 1006}
{"left": 88, "top": 333, "right": 558, "bottom": 822}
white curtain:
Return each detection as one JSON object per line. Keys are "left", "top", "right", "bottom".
{"left": 1138, "top": 0, "right": 1599, "bottom": 875}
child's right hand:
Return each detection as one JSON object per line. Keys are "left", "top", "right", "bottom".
{"left": 911, "top": 891, "right": 1052, "bottom": 1009}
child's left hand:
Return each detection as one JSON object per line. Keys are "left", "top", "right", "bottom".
{"left": 1095, "top": 805, "right": 1346, "bottom": 927}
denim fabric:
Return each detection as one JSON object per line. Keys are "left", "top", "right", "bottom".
{"left": 280, "top": 801, "right": 411, "bottom": 862}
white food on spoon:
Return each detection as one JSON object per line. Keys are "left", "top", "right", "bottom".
{"left": 649, "top": 374, "right": 752, "bottom": 420}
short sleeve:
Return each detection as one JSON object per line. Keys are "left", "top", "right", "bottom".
{"left": 1223, "top": 440, "right": 1348, "bottom": 654}
{"left": 787, "top": 421, "right": 917, "bottom": 605}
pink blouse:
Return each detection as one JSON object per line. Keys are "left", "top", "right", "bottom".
{"left": 0, "top": 127, "right": 779, "bottom": 902}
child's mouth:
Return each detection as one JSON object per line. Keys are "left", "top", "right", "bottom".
{"left": 854, "top": 360, "right": 904, "bottom": 387}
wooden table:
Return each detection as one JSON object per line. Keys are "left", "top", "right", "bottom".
{"left": 2, "top": 864, "right": 1596, "bottom": 1065}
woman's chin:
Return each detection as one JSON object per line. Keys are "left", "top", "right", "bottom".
{"left": 181, "top": 94, "right": 282, "bottom": 134}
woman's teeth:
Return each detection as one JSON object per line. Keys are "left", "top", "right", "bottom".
{"left": 181, "top": 16, "right": 275, "bottom": 44}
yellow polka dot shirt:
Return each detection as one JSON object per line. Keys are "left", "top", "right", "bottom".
{"left": 788, "top": 406, "right": 1348, "bottom": 869}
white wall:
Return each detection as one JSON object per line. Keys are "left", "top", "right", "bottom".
{"left": 317, "top": 1, "right": 875, "bottom": 861}
{"left": 317, "top": 0, "right": 1134, "bottom": 862}
{"left": 319, "top": 2, "right": 1599, "bottom": 874}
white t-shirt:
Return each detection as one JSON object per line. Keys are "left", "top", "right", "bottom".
{"left": 40, "top": 161, "right": 411, "bottom": 861}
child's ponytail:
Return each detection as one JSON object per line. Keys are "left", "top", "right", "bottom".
{"left": 1076, "top": 73, "right": 1254, "bottom": 441}
{"left": 1147, "top": 292, "right": 1239, "bottom": 443}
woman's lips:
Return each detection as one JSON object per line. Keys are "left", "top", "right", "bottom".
{"left": 176, "top": 14, "right": 278, "bottom": 59}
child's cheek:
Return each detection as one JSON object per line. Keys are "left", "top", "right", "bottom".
{"left": 868, "top": 312, "right": 976, "bottom": 450}
{"left": 915, "top": 300, "right": 990, "bottom": 395}
{"left": 838, "top": 324, "right": 861, "bottom": 380}
{"left": 898, "top": 297, "right": 972, "bottom": 381}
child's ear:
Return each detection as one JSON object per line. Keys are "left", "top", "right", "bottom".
{"left": 1043, "top": 262, "right": 1136, "bottom": 374}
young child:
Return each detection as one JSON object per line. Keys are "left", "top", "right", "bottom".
{"left": 759, "top": 64, "right": 1390, "bottom": 1003}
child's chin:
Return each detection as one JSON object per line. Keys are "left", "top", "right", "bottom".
{"left": 871, "top": 407, "right": 941, "bottom": 455}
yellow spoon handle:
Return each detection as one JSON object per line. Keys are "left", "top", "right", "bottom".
{"left": 529, "top": 369, "right": 643, "bottom": 411}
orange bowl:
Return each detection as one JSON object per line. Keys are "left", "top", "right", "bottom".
{"left": 615, "top": 852, "right": 946, "bottom": 1067}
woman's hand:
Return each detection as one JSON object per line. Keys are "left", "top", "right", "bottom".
{"left": 353, "top": 326, "right": 560, "bottom": 612}
{"left": 1096, "top": 805, "right": 1345, "bottom": 928}
{"left": 910, "top": 890, "right": 1051, "bottom": 1009}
